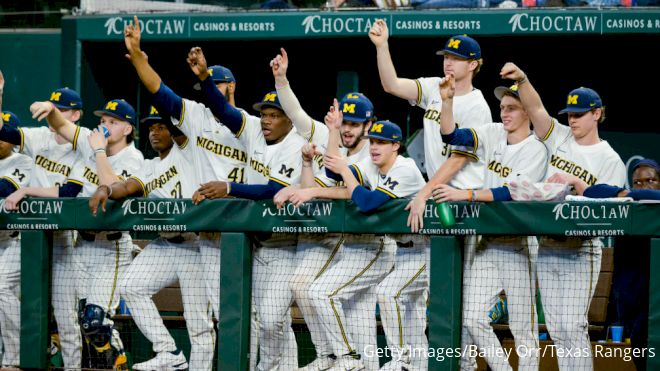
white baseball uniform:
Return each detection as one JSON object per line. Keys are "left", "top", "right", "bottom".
{"left": 413, "top": 77, "right": 492, "bottom": 371}
{"left": 536, "top": 120, "right": 625, "bottom": 371}
{"left": 67, "top": 128, "right": 143, "bottom": 316}
{"left": 460, "top": 124, "right": 548, "bottom": 371}
{"left": 171, "top": 97, "right": 248, "bottom": 322}
{"left": 16, "top": 127, "right": 82, "bottom": 369}
{"left": 412, "top": 77, "right": 491, "bottom": 188}
{"left": 276, "top": 83, "right": 380, "bottom": 369}
{"left": 119, "top": 141, "right": 214, "bottom": 370}
{"left": 235, "top": 111, "right": 306, "bottom": 371}
{"left": 309, "top": 155, "right": 425, "bottom": 366}
{"left": 0, "top": 151, "right": 33, "bottom": 367}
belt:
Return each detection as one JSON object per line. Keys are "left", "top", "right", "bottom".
{"left": 396, "top": 241, "right": 414, "bottom": 248}
{"left": 78, "top": 231, "right": 122, "bottom": 242}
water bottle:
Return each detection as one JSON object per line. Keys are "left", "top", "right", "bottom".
{"left": 436, "top": 203, "right": 456, "bottom": 228}
{"left": 479, "top": 0, "right": 490, "bottom": 7}
{"left": 102, "top": 126, "right": 110, "bottom": 138}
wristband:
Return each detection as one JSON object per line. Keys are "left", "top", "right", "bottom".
{"left": 94, "top": 148, "right": 106, "bottom": 154}
{"left": 226, "top": 181, "right": 232, "bottom": 195}
{"left": 517, "top": 74, "right": 528, "bottom": 86}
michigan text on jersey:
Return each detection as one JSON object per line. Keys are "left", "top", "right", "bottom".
{"left": 196, "top": 137, "right": 247, "bottom": 163}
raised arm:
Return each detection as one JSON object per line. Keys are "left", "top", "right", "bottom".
{"left": 124, "top": 15, "right": 161, "bottom": 94}
{"left": 500, "top": 63, "right": 552, "bottom": 139}
{"left": 272, "top": 48, "right": 316, "bottom": 139}
{"left": 124, "top": 15, "right": 185, "bottom": 121}
{"left": 301, "top": 143, "right": 321, "bottom": 188}
{"left": 29, "top": 101, "right": 78, "bottom": 143}
{"left": 187, "top": 47, "right": 244, "bottom": 133}
{"left": 87, "top": 128, "right": 121, "bottom": 186}
{"left": 369, "top": 19, "right": 418, "bottom": 101}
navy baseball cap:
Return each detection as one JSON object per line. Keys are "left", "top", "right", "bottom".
{"left": 494, "top": 84, "right": 521, "bottom": 101}
{"left": 253, "top": 91, "right": 283, "bottom": 112}
{"left": 208, "top": 65, "right": 235, "bottom": 83}
{"left": 436, "top": 35, "right": 481, "bottom": 60}
{"left": 141, "top": 106, "right": 183, "bottom": 137}
{"left": 93, "top": 99, "right": 136, "bottom": 125}
{"left": 339, "top": 92, "right": 374, "bottom": 123}
{"left": 48, "top": 87, "right": 83, "bottom": 110}
{"left": 633, "top": 159, "right": 660, "bottom": 172}
{"left": 364, "top": 120, "right": 402, "bottom": 143}
{"left": 558, "top": 87, "right": 603, "bottom": 114}
{"left": 1, "top": 111, "right": 21, "bottom": 129}
{"left": 140, "top": 106, "right": 164, "bottom": 124}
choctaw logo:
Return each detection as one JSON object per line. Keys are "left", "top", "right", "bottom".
{"left": 121, "top": 199, "right": 188, "bottom": 215}
{"left": 423, "top": 203, "right": 481, "bottom": 219}
{"left": 301, "top": 15, "right": 379, "bottom": 34}
{"left": 552, "top": 203, "right": 630, "bottom": 221}
{"left": 508, "top": 13, "right": 597, "bottom": 33}
{"left": 0, "top": 199, "right": 63, "bottom": 214}
{"left": 262, "top": 202, "right": 333, "bottom": 218}
{"left": 104, "top": 16, "right": 186, "bottom": 36}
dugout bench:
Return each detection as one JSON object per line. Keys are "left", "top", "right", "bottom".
{"left": 8, "top": 198, "right": 660, "bottom": 370}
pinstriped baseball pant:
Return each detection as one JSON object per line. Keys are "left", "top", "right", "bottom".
{"left": 463, "top": 237, "right": 539, "bottom": 371}
{"left": 308, "top": 235, "right": 396, "bottom": 366}
{"left": 537, "top": 237, "right": 602, "bottom": 371}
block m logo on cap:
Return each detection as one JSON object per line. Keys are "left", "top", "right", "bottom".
{"left": 150, "top": 106, "right": 159, "bottom": 115}
{"left": 371, "top": 123, "right": 384, "bottom": 133}
{"left": 1, "top": 113, "right": 9, "bottom": 122}
{"left": 342, "top": 103, "right": 356, "bottom": 114}
{"left": 50, "top": 92, "right": 62, "bottom": 101}
{"left": 264, "top": 93, "right": 277, "bottom": 102}
{"left": 106, "top": 101, "right": 119, "bottom": 111}
{"left": 567, "top": 95, "right": 578, "bottom": 105}
{"left": 447, "top": 38, "right": 461, "bottom": 49}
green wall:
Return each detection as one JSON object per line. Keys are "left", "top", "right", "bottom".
{"left": 0, "top": 31, "right": 61, "bottom": 127}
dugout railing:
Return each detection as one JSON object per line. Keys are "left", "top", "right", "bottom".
{"left": 3, "top": 198, "right": 659, "bottom": 370}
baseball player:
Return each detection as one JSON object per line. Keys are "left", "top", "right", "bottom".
{"left": 88, "top": 108, "right": 214, "bottom": 370}
{"left": 29, "top": 97, "right": 144, "bottom": 370}
{"left": 433, "top": 77, "right": 548, "bottom": 371}
{"left": 188, "top": 46, "right": 307, "bottom": 371}
{"left": 124, "top": 17, "right": 248, "bottom": 331}
{"left": 369, "top": 22, "right": 492, "bottom": 370}
{"left": 501, "top": 63, "right": 626, "bottom": 370}
{"left": 0, "top": 87, "right": 84, "bottom": 370}
{"left": 269, "top": 49, "right": 383, "bottom": 371}
{"left": 0, "top": 111, "right": 33, "bottom": 369}
{"left": 584, "top": 159, "right": 660, "bottom": 371}
{"left": 316, "top": 117, "right": 425, "bottom": 371}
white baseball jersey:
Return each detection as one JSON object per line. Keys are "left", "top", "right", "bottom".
{"left": 130, "top": 144, "right": 198, "bottom": 199}
{"left": 413, "top": 77, "right": 492, "bottom": 189}
{"left": 172, "top": 98, "right": 248, "bottom": 184}
{"left": 68, "top": 128, "right": 144, "bottom": 196}
{"left": 351, "top": 155, "right": 426, "bottom": 199}
{"left": 540, "top": 119, "right": 626, "bottom": 187}
{"left": 18, "top": 127, "right": 79, "bottom": 188}
{"left": 0, "top": 152, "right": 33, "bottom": 238}
{"left": 471, "top": 123, "right": 549, "bottom": 188}
{"left": 0, "top": 152, "right": 33, "bottom": 191}
{"left": 236, "top": 113, "right": 306, "bottom": 187}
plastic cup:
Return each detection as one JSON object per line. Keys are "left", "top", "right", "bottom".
{"left": 609, "top": 325, "right": 624, "bottom": 343}
{"left": 436, "top": 203, "right": 455, "bottom": 228}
